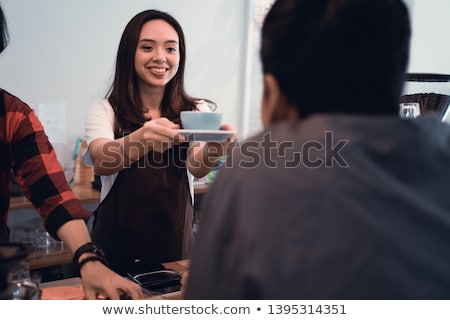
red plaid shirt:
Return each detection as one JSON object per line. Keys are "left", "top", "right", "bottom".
{"left": 0, "top": 88, "right": 90, "bottom": 241}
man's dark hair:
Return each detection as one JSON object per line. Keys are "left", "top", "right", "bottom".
{"left": 261, "top": 0, "right": 411, "bottom": 117}
{"left": 0, "top": 5, "right": 9, "bottom": 53}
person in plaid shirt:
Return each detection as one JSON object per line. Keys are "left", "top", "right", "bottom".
{"left": 0, "top": 5, "right": 142, "bottom": 299}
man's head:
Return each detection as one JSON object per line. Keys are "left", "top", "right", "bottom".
{"left": 260, "top": 0, "right": 411, "bottom": 127}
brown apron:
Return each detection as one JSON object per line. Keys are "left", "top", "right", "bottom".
{"left": 91, "top": 143, "right": 193, "bottom": 275}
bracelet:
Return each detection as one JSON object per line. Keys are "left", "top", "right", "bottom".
{"left": 78, "top": 255, "right": 108, "bottom": 271}
{"left": 72, "top": 242, "right": 105, "bottom": 266}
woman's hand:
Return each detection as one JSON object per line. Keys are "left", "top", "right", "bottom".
{"left": 187, "top": 123, "right": 238, "bottom": 178}
{"left": 203, "top": 123, "right": 238, "bottom": 159}
{"left": 90, "top": 117, "right": 185, "bottom": 175}
{"left": 142, "top": 117, "right": 185, "bottom": 153}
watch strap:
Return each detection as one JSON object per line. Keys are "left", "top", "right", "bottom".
{"left": 72, "top": 242, "right": 105, "bottom": 266}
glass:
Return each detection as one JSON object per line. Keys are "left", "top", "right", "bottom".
{"left": 399, "top": 102, "right": 421, "bottom": 119}
{"left": 33, "top": 230, "right": 60, "bottom": 254}
{"left": 11, "top": 226, "right": 34, "bottom": 252}
{"left": 0, "top": 243, "right": 41, "bottom": 299}
{"left": 9, "top": 259, "right": 41, "bottom": 300}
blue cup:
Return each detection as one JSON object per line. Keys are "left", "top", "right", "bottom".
{"left": 181, "top": 111, "right": 222, "bottom": 130}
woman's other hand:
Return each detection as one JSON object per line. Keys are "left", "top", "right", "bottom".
{"left": 204, "top": 123, "right": 238, "bottom": 158}
{"left": 187, "top": 123, "right": 238, "bottom": 178}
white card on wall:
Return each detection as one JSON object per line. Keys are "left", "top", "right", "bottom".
{"left": 36, "top": 103, "right": 67, "bottom": 144}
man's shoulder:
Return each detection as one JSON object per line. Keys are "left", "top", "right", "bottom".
{"left": 0, "top": 88, "right": 32, "bottom": 115}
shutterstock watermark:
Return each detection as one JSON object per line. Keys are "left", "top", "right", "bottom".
{"left": 97, "top": 131, "right": 349, "bottom": 170}
{"left": 233, "top": 131, "right": 349, "bottom": 169}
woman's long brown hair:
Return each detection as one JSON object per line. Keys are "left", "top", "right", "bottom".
{"left": 107, "top": 9, "right": 214, "bottom": 135}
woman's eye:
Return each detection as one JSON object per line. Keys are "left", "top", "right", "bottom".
{"left": 167, "top": 47, "right": 177, "bottom": 53}
{"left": 142, "top": 45, "right": 153, "bottom": 51}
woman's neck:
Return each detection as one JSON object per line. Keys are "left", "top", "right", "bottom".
{"left": 139, "top": 87, "right": 165, "bottom": 118}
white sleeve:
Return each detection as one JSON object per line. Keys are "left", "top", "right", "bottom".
{"left": 82, "top": 99, "right": 115, "bottom": 166}
{"left": 82, "top": 99, "right": 117, "bottom": 201}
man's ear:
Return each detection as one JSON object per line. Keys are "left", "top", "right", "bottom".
{"left": 261, "top": 74, "right": 281, "bottom": 128}
{"left": 261, "top": 73, "right": 298, "bottom": 128}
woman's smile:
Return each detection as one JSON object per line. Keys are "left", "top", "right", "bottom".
{"left": 148, "top": 66, "right": 169, "bottom": 76}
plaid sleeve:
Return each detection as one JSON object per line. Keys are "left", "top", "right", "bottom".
{"left": 4, "top": 90, "right": 90, "bottom": 239}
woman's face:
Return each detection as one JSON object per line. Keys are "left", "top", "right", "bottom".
{"left": 134, "top": 19, "right": 180, "bottom": 91}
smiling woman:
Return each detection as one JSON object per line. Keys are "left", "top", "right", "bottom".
{"left": 83, "top": 9, "right": 237, "bottom": 276}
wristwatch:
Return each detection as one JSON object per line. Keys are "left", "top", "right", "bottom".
{"left": 72, "top": 242, "right": 105, "bottom": 266}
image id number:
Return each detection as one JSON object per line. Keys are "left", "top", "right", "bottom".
{"left": 268, "top": 304, "right": 347, "bottom": 315}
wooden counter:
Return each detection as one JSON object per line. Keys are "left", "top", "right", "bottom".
{"left": 40, "top": 259, "right": 190, "bottom": 300}
{"left": 29, "top": 244, "right": 72, "bottom": 270}
{"left": 10, "top": 181, "right": 100, "bottom": 211}
{"left": 10, "top": 181, "right": 209, "bottom": 211}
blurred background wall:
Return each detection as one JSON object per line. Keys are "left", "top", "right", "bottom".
{"left": 0, "top": 0, "right": 448, "bottom": 167}
{"left": 0, "top": 0, "right": 248, "bottom": 165}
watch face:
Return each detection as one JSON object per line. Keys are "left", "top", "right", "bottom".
{"left": 94, "top": 245, "right": 106, "bottom": 257}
